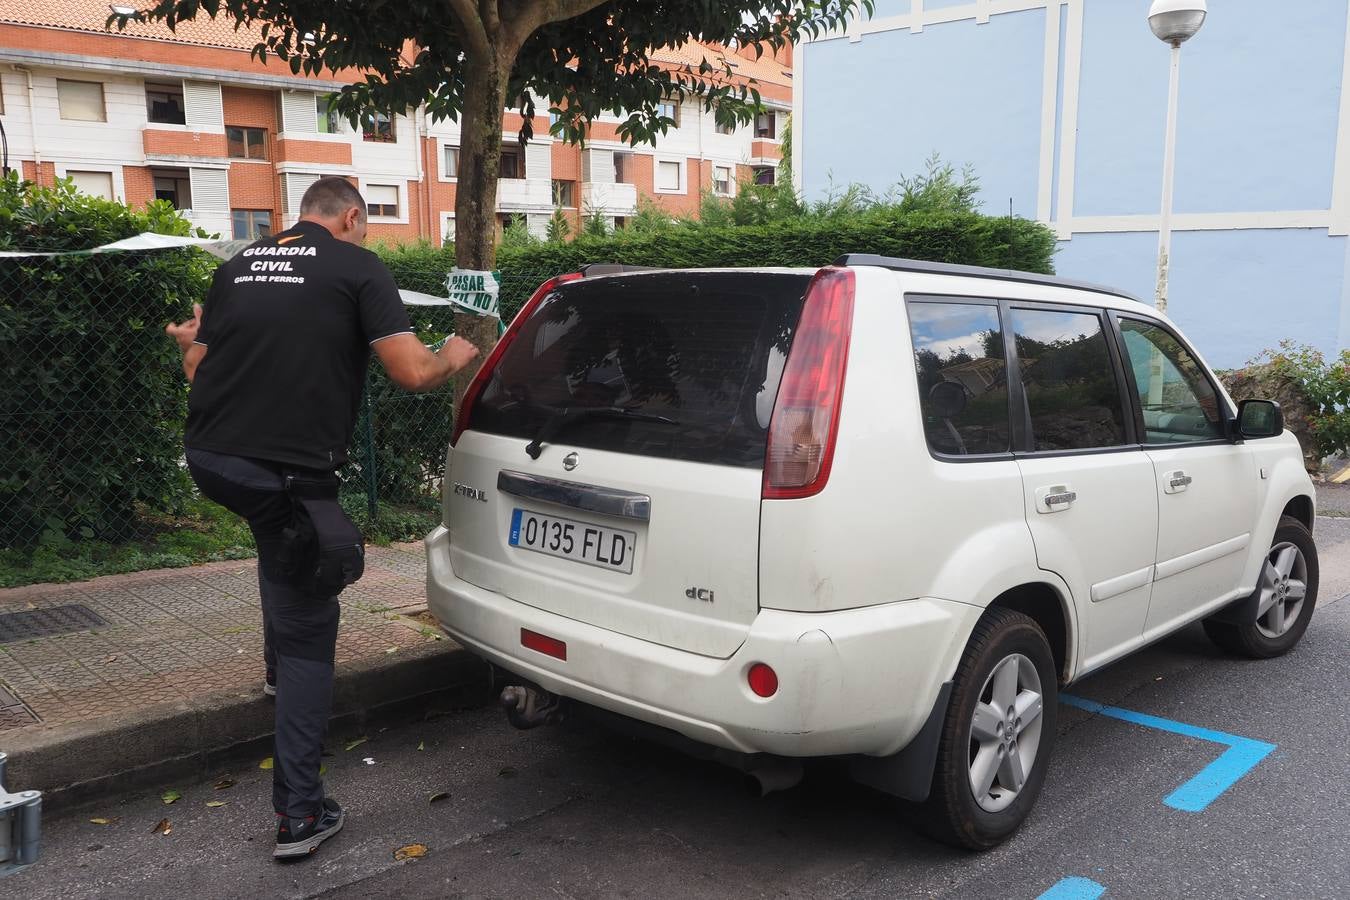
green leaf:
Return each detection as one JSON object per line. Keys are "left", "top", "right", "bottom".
{"left": 205, "top": 800, "right": 226, "bottom": 808}
{"left": 344, "top": 736, "right": 368, "bottom": 751}
{"left": 259, "top": 757, "right": 273, "bottom": 770}
{"left": 161, "top": 789, "right": 182, "bottom": 805}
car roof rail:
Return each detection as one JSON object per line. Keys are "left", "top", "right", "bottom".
{"left": 831, "top": 253, "right": 1144, "bottom": 304}
{"left": 578, "top": 263, "right": 665, "bottom": 277}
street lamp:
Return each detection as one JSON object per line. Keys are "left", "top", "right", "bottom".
{"left": 1148, "top": 0, "right": 1207, "bottom": 315}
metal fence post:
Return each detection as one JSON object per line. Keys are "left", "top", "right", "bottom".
{"left": 363, "top": 371, "right": 378, "bottom": 523}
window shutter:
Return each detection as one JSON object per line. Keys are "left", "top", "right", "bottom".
{"left": 586, "top": 149, "right": 615, "bottom": 183}
{"left": 657, "top": 161, "right": 680, "bottom": 191}
{"left": 188, "top": 168, "right": 229, "bottom": 212}
{"left": 525, "top": 142, "right": 550, "bottom": 181}
{"left": 57, "top": 81, "right": 105, "bottom": 122}
{"left": 68, "top": 171, "right": 114, "bottom": 200}
{"left": 183, "top": 82, "right": 224, "bottom": 131}
{"left": 282, "top": 173, "right": 321, "bottom": 215}
{"left": 366, "top": 184, "right": 398, "bottom": 206}
{"left": 280, "top": 90, "right": 318, "bottom": 134}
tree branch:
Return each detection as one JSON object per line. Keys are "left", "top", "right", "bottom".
{"left": 503, "top": 0, "right": 608, "bottom": 47}
{"left": 446, "top": 0, "right": 491, "bottom": 60}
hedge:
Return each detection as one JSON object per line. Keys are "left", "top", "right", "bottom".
{"left": 0, "top": 175, "right": 212, "bottom": 548}
{"left": 377, "top": 210, "right": 1059, "bottom": 320}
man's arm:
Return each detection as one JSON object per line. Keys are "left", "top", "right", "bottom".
{"left": 166, "top": 303, "right": 206, "bottom": 383}
{"left": 374, "top": 333, "right": 481, "bottom": 392}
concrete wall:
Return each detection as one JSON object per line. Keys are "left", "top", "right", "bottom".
{"left": 798, "top": 0, "right": 1350, "bottom": 368}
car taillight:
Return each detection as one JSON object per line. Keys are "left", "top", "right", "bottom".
{"left": 763, "top": 267, "right": 855, "bottom": 499}
{"left": 451, "top": 272, "right": 582, "bottom": 446}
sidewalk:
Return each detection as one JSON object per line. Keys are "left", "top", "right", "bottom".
{"left": 0, "top": 543, "right": 484, "bottom": 802}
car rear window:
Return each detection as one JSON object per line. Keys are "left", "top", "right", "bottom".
{"left": 468, "top": 271, "right": 812, "bottom": 467}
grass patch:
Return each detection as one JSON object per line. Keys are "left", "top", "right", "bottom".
{"left": 0, "top": 495, "right": 442, "bottom": 588}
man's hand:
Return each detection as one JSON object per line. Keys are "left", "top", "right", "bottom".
{"left": 166, "top": 303, "right": 202, "bottom": 354}
{"left": 436, "top": 335, "right": 480, "bottom": 373}
{"left": 374, "top": 333, "right": 482, "bottom": 393}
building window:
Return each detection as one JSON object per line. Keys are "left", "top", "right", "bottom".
{"left": 316, "top": 95, "right": 340, "bottom": 134}
{"left": 613, "top": 152, "right": 633, "bottom": 185}
{"left": 442, "top": 214, "right": 456, "bottom": 243}
{"left": 366, "top": 184, "right": 399, "bottom": 218}
{"left": 226, "top": 126, "right": 268, "bottom": 160}
{"left": 231, "top": 210, "right": 273, "bottom": 240}
{"left": 714, "top": 111, "right": 735, "bottom": 136}
{"left": 754, "top": 166, "right": 775, "bottom": 186}
{"left": 755, "top": 111, "right": 778, "bottom": 139}
{"left": 57, "top": 80, "right": 106, "bottom": 122}
{"left": 552, "top": 180, "right": 576, "bottom": 208}
{"left": 657, "top": 100, "right": 680, "bottom": 127}
{"left": 500, "top": 145, "right": 525, "bottom": 180}
{"left": 67, "top": 171, "right": 114, "bottom": 200}
{"left": 152, "top": 171, "right": 192, "bottom": 209}
{"left": 145, "top": 82, "right": 186, "bottom": 125}
{"left": 656, "top": 160, "right": 681, "bottom": 192}
{"left": 443, "top": 145, "right": 460, "bottom": 178}
{"left": 713, "top": 165, "right": 733, "bottom": 196}
{"left": 362, "top": 111, "right": 396, "bottom": 143}
{"left": 613, "top": 216, "right": 627, "bottom": 231}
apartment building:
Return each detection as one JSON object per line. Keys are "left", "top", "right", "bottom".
{"left": 0, "top": 2, "right": 791, "bottom": 244}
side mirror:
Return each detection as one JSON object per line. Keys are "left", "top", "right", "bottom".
{"left": 1237, "top": 399, "right": 1284, "bottom": 439}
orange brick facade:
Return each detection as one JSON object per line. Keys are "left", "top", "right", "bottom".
{"left": 2, "top": 18, "right": 790, "bottom": 244}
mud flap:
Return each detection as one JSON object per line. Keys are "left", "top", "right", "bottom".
{"left": 848, "top": 680, "right": 953, "bottom": 803}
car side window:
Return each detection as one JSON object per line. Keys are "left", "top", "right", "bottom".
{"left": 1009, "top": 308, "right": 1129, "bottom": 452}
{"left": 909, "top": 301, "right": 1010, "bottom": 455}
{"left": 1117, "top": 318, "right": 1226, "bottom": 443}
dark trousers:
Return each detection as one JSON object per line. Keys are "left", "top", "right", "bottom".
{"left": 186, "top": 448, "right": 339, "bottom": 819}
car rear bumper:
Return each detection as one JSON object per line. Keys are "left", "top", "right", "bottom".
{"left": 425, "top": 525, "right": 982, "bottom": 757}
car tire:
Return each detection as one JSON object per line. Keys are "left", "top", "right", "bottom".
{"left": 1203, "top": 515, "right": 1318, "bottom": 660}
{"left": 919, "top": 607, "right": 1058, "bottom": 851}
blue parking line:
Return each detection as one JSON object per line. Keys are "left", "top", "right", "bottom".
{"left": 1037, "top": 877, "right": 1105, "bottom": 900}
{"left": 1061, "top": 694, "right": 1276, "bottom": 812}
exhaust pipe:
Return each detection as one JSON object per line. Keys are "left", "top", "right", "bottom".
{"left": 498, "top": 684, "right": 564, "bottom": 729}
{"left": 745, "top": 758, "right": 804, "bottom": 797}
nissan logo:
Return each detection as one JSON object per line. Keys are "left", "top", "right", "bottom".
{"left": 562, "top": 452, "right": 579, "bottom": 471}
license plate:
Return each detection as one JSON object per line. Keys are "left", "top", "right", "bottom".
{"left": 508, "top": 508, "right": 637, "bottom": 574}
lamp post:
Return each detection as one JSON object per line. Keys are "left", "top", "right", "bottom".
{"left": 1148, "top": 0, "right": 1208, "bottom": 315}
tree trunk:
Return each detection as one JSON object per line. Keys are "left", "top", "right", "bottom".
{"left": 451, "top": 55, "right": 512, "bottom": 405}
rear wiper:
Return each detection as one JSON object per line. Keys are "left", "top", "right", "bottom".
{"left": 525, "top": 406, "right": 678, "bottom": 459}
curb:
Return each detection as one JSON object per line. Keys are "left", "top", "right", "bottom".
{"left": 0, "top": 640, "right": 490, "bottom": 811}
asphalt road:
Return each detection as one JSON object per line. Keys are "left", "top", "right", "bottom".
{"left": 14, "top": 518, "right": 1350, "bottom": 900}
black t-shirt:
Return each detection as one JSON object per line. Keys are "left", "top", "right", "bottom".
{"left": 185, "top": 220, "right": 412, "bottom": 470}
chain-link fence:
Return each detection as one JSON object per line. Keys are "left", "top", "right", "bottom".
{"left": 0, "top": 246, "right": 557, "bottom": 573}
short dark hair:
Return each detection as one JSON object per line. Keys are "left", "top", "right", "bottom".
{"left": 299, "top": 177, "right": 366, "bottom": 219}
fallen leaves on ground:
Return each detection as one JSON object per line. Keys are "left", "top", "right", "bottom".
{"left": 151, "top": 819, "right": 172, "bottom": 835}
{"left": 362, "top": 757, "right": 376, "bottom": 766}
{"left": 205, "top": 801, "right": 227, "bottom": 808}
{"left": 385, "top": 646, "right": 399, "bottom": 654}
{"left": 213, "top": 778, "right": 236, "bottom": 790}
{"left": 259, "top": 757, "right": 274, "bottom": 770}
{"left": 417, "top": 741, "right": 425, "bottom": 752}
{"left": 89, "top": 817, "right": 118, "bottom": 826}
{"left": 394, "top": 843, "right": 428, "bottom": 861}
{"left": 498, "top": 766, "right": 517, "bottom": 779}
{"left": 161, "top": 790, "right": 181, "bottom": 805}
{"left": 428, "top": 791, "right": 450, "bottom": 804}
{"left": 344, "top": 736, "right": 368, "bottom": 751}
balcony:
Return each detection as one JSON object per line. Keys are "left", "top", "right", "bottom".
{"left": 581, "top": 181, "right": 638, "bottom": 215}
{"left": 496, "top": 177, "right": 553, "bottom": 211}
{"left": 750, "top": 140, "right": 782, "bottom": 162}
{"left": 143, "top": 127, "right": 227, "bottom": 162}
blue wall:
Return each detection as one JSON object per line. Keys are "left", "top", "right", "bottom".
{"left": 800, "top": 0, "right": 1350, "bottom": 369}
{"left": 803, "top": 8, "right": 1047, "bottom": 217}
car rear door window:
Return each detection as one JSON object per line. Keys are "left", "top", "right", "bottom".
{"left": 1009, "top": 308, "right": 1129, "bottom": 452}
{"left": 909, "top": 301, "right": 1011, "bottom": 455}
{"left": 469, "top": 272, "right": 811, "bottom": 467}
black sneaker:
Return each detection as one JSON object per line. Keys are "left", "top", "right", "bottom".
{"left": 273, "top": 798, "right": 345, "bottom": 859}
{"left": 263, "top": 668, "right": 276, "bottom": 699}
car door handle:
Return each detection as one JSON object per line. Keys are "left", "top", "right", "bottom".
{"left": 1036, "top": 485, "right": 1077, "bottom": 514}
{"left": 1165, "top": 470, "right": 1193, "bottom": 494}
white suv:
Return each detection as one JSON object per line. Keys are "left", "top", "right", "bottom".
{"left": 425, "top": 256, "right": 1317, "bottom": 848}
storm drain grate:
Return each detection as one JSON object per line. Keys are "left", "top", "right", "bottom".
{"left": 0, "top": 682, "right": 39, "bottom": 727}
{"left": 0, "top": 604, "right": 108, "bottom": 643}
